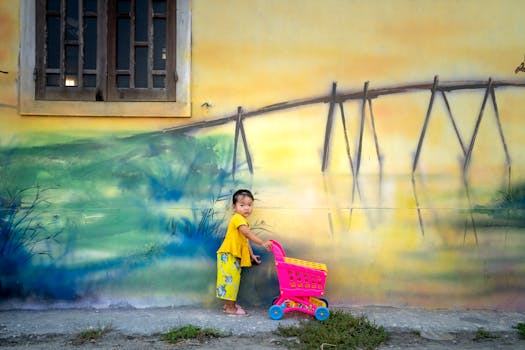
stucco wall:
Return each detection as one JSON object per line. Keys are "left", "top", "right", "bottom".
{"left": 1, "top": 0, "right": 524, "bottom": 311}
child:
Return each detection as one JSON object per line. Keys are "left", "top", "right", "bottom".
{"left": 216, "top": 189, "right": 272, "bottom": 316}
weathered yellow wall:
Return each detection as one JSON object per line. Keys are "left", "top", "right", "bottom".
{"left": 1, "top": 0, "right": 525, "bottom": 311}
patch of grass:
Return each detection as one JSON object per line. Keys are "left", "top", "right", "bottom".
{"left": 159, "top": 325, "right": 223, "bottom": 344}
{"left": 513, "top": 322, "right": 525, "bottom": 339}
{"left": 276, "top": 309, "right": 388, "bottom": 350}
{"left": 71, "top": 324, "right": 113, "bottom": 345}
{"left": 472, "top": 327, "right": 500, "bottom": 341}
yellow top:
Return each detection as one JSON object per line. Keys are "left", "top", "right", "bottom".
{"left": 217, "top": 213, "right": 252, "bottom": 267}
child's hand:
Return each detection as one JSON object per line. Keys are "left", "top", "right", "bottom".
{"left": 252, "top": 254, "right": 262, "bottom": 264}
{"left": 262, "top": 240, "right": 273, "bottom": 251}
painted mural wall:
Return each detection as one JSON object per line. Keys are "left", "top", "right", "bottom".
{"left": 1, "top": 0, "right": 525, "bottom": 311}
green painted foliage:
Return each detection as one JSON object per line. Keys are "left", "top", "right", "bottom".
{"left": 0, "top": 131, "right": 246, "bottom": 300}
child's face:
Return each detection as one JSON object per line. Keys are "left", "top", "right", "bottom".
{"left": 233, "top": 195, "right": 253, "bottom": 218}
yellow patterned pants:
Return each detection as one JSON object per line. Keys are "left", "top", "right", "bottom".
{"left": 216, "top": 252, "right": 241, "bottom": 301}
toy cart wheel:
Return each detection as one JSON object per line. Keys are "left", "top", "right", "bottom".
{"left": 271, "top": 296, "right": 279, "bottom": 305}
{"left": 269, "top": 305, "right": 284, "bottom": 320}
{"left": 315, "top": 306, "right": 330, "bottom": 321}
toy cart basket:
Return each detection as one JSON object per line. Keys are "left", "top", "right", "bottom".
{"left": 268, "top": 239, "right": 329, "bottom": 321}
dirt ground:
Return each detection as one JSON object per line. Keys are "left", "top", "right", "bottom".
{"left": 1, "top": 329, "right": 524, "bottom": 349}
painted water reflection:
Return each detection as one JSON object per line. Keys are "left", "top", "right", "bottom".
{"left": 251, "top": 171, "right": 525, "bottom": 311}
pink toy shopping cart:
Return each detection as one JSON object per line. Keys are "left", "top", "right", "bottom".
{"left": 268, "top": 240, "right": 329, "bottom": 321}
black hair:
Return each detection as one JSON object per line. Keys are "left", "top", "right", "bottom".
{"left": 232, "top": 189, "right": 254, "bottom": 204}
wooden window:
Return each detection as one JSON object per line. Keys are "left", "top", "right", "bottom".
{"left": 20, "top": 0, "right": 190, "bottom": 116}
{"left": 34, "top": 0, "right": 180, "bottom": 103}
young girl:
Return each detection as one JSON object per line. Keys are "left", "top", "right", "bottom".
{"left": 216, "top": 189, "right": 272, "bottom": 315}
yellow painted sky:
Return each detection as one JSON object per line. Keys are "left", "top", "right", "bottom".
{"left": 193, "top": 0, "right": 523, "bottom": 109}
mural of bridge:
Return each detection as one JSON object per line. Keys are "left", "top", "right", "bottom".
{"left": 163, "top": 76, "right": 525, "bottom": 176}
{"left": 163, "top": 76, "right": 525, "bottom": 237}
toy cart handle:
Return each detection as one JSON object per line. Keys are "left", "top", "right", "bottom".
{"left": 269, "top": 239, "right": 286, "bottom": 259}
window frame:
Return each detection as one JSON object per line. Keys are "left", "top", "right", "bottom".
{"left": 19, "top": 0, "right": 191, "bottom": 117}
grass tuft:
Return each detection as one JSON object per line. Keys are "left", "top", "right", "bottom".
{"left": 276, "top": 309, "right": 388, "bottom": 350}
{"left": 159, "top": 325, "right": 223, "bottom": 344}
{"left": 472, "top": 327, "right": 500, "bottom": 341}
{"left": 71, "top": 324, "right": 113, "bottom": 345}
{"left": 513, "top": 322, "right": 525, "bottom": 339}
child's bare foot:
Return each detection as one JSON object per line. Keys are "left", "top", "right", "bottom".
{"left": 223, "top": 303, "right": 241, "bottom": 311}
{"left": 223, "top": 305, "right": 247, "bottom": 316}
